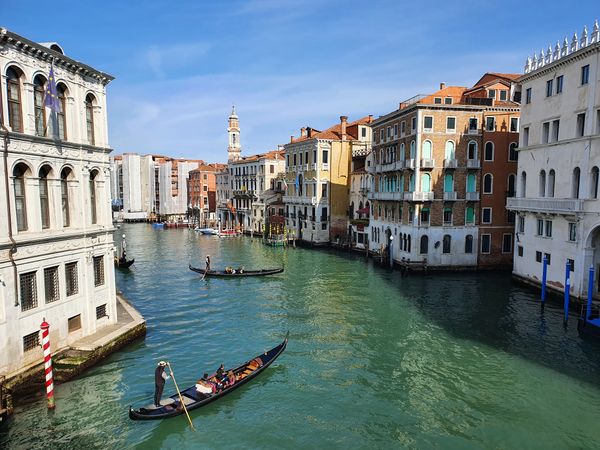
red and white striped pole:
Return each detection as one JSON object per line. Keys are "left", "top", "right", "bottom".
{"left": 40, "top": 319, "right": 55, "bottom": 410}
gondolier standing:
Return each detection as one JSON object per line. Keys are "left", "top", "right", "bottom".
{"left": 205, "top": 255, "right": 211, "bottom": 271}
{"left": 154, "top": 361, "right": 170, "bottom": 407}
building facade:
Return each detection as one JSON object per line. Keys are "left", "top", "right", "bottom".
{"left": 0, "top": 28, "right": 117, "bottom": 375}
{"left": 508, "top": 22, "right": 600, "bottom": 298}
{"left": 187, "top": 164, "right": 224, "bottom": 226}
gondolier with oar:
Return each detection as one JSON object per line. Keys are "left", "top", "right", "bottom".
{"left": 154, "top": 361, "right": 170, "bottom": 407}
{"left": 205, "top": 255, "right": 211, "bottom": 271}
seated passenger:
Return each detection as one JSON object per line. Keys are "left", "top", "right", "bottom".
{"left": 237, "top": 266, "right": 244, "bottom": 274}
{"left": 195, "top": 372, "right": 216, "bottom": 394}
{"left": 226, "top": 370, "right": 236, "bottom": 387}
{"left": 216, "top": 364, "right": 226, "bottom": 381}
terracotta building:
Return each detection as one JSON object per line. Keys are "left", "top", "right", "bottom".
{"left": 187, "top": 164, "right": 226, "bottom": 225}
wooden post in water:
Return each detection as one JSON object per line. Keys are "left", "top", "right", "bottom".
{"left": 564, "top": 260, "right": 571, "bottom": 325}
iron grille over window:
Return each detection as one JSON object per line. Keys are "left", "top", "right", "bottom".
{"left": 23, "top": 331, "right": 40, "bottom": 352}
{"left": 93, "top": 256, "right": 104, "bottom": 287}
{"left": 96, "top": 304, "right": 107, "bottom": 320}
{"left": 44, "top": 266, "right": 59, "bottom": 303}
{"left": 66, "top": 262, "right": 78, "bottom": 296}
{"left": 20, "top": 271, "right": 37, "bottom": 311}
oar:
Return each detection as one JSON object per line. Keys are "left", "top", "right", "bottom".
{"left": 167, "top": 362, "right": 196, "bottom": 432}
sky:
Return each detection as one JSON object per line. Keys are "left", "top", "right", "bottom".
{"left": 3, "top": 0, "right": 599, "bottom": 162}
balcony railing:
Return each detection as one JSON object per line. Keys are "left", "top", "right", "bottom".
{"left": 404, "top": 191, "right": 434, "bottom": 201}
{"left": 421, "top": 159, "right": 435, "bottom": 169}
{"left": 381, "top": 162, "right": 396, "bottom": 172}
{"left": 371, "top": 192, "right": 402, "bottom": 201}
{"left": 466, "top": 192, "right": 480, "bottom": 201}
{"left": 444, "top": 159, "right": 458, "bottom": 169}
{"left": 395, "top": 160, "right": 405, "bottom": 170}
{"left": 506, "top": 197, "right": 585, "bottom": 214}
{"left": 467, "top": 159, "right": 480, "bottom": 169}
{"left": 443, "top": 191, "right": 457, "bottom": 201}
{"left": 405, "top": 159, "right": 415, "bottom": 170}
{"left": 322, "top": 163, "right": 329, "bottom": 171}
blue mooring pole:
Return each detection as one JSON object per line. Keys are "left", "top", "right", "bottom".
{"left": 541, "top": 255, "right": 548, "bottom": 306}
{"left": 587, "top": 266, "right": 594, "bottom": 320}
{"left": 564, "top": 260, "right": 571, "bottom": 325}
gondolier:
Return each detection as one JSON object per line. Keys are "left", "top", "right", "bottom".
{"left": 205, "top": 255, "right": 211, "bottom": 271}
{"left": 154, "top": 361, "right": 170, "bottom": 407}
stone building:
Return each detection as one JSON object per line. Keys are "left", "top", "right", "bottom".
{"left": 507, "top": 21, "right": 600, "bottom": 298}
{"left": 187, "top": 164, "right": 225, "bottom": 226}
{"left": 0, "top": 27, "right": 117, "bottom": 374}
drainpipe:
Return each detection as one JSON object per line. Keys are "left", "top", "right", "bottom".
{"left": 0, "top": 75, "right": 19, "bottom": 305}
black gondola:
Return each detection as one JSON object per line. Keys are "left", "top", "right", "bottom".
{"left": 189, "top": 265, "right": 283, "bottom": 277}
{"left": 129, "top": 333, "right": 288, "bottom": 420}
{"left": 577, "top": 316, "right": 600, "bottom": 339}
{"left": 115, "top": 257, "right": 135, "bottom": 269}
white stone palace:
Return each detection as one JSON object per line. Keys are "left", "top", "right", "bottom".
{"left": 0, "top": 27, "right": 117, "bottom": 375}
{"left": 508, "top": 21, "right": 600, "bottom": 298}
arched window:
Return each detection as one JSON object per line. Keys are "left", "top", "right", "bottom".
{"left": 400, "top": 143, "right": 405, "bottom": 160}
{"left": 420, "top": 235, "right": 428, "bottom": 254}
{"left": 509, "top": 142, "right": 518, "bottom": 161}
{"left": 90, "top": 170, "right": 98, "bottom": 224}
{"left": 409, "top": 174, "right": 415, "bottom": 192}
{"left": 444, "top": 173, "right": 454, "bottom": 192}
{"left": 443, "top": 234, "right": 451, "bottom": 254}
{"left": 410, "top": 140, "right": 416, "bottom": 159}
{"left": 539, "top": 170, "right": 546, "bottom": 197}
{"left": 548, "top": 169, "right": 555, "bottom": 197}
{"left": 483, "top": 174, "right": 493, "bottom": 194}
{"left": 39, "top": 165, "right": 51, "bottom": 229}
{"left": 421, "top": 173, "right": 431, "bottom": 192}
{"left": 13, "top": 163, "right": 29, "bottom": 231}
{"left": 520, "top": 171, "right": 527, "bottom": 197}
{"left": 422, "top": 140, "right": 432, "bottom": 159}
{"left": 484, "top": 142, "right": 494, "bottom": 161}
{"left": 591, "top": 167, "right": 599, "bottom": 199}
{"left": 57, "top": 83, "right": 67, "bottom": 140}
{"left": 572, "top": 167, "right": 581, "bottom": 199}
{"left": 6, "top": 67, "right": 23, "bottom": 132}
{"left": 467, "top": 141, "right": 477, "bottom": 160}
{"left": 33, "top": 75, "right": 47, "bottom": 137}
{"left": 507, "top": 174, "right": 516, "bottom": 197}
{"left": 85, "top": 94, "right": 96, "bottom": 145}
{"left": 61, "top": 167, "right": 71, "bottom": 227}
{"left": 465, "top": 206, "right": 475, "bottom": 224}
{"left": 466, "top": 174, "right": 476, "bottom": 193}
{"left": 445, "top": 141, "right": 455, "bottom": 160}
{"left": 465, "top": 235, "right": 473, "bottom": 253}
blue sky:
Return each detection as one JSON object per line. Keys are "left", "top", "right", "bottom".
{"left": 3, "top": 0, "right": 599, "bottom": 162}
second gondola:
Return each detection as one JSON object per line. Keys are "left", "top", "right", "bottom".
{"left": 189, "top": 265, "right": 283, "bottom": 277}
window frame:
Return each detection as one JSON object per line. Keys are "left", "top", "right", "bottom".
{"left": 482, "top": 207, "right": 492, "bottom": 224}
{"left": 481, "top": 234, "right": 491, "bottom": 254}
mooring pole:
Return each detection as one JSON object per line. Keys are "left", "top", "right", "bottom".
{"left": 587, "top": 265, "right": 594, "bottom": 320}
{"left": 564, "top": 261, "right": 571, "bottom": 325}
{"left": 40, "top": 319, "right": 55, "bottom": 410}
{"left": 541, "top": 255, "right": 548, "bottom": 307}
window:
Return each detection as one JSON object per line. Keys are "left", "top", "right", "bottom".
{"left": 421, "top": 173, "right": 431, "bottom": 192}
{"left": 466, "top": 207, "right": 475, "bottom": 225}
{"left": 542, "top": 122, "right": 550, "bottom": 144}
{"left": 481, "top": 234, "right": 491, "bottom": 254}
{"left": 468, "top": 118, "right": 478, "bottom": 132}
{"left": 68, "top": 314, "right": 82, "bottom": 333}
{"left": 393, "top": 124, "right": 398, "bottom": 137}
{"left": 581, "top": 65, "right": 590, "bottom": 85}
{"left": 410, "top": 141, "right": 416, "bottom": 159}
{"left": 89, "top": 170, "right": 98, "bottom": 224}
{"left": 20, "top": 271, "right": 37, "bottom": 312}
{"left": 510, "top": 118, "right": 519, "bottom": 132}
{"left": 443, "top": 235, "right": 451, "bottom": 253}
{"left": 482, "top": 207, "right": 492, "bottom": 224}
{"left": 523, "top": 127, "right": 530, "bottom": 146}
{"left": 488, "top": 89, "right": 496, "bottom": 99}
{"left": 13, "top": 163, "right": 28, "bottom": 232}
{"left": 420, "top": 235, "right": 428, "bottom": 254}
{"left": 485, "top": 117, "right": 495, "bottom": 131}
{"left": 34, "top": 75, "right": 47, "bottom": 136}
{"left": 467, "top": 141, "right": 477, "bottom": 160}
{"left": 423, "top": 116, "right": 433, "bottom": 131}
{"left": 500, "top": 90, "right": 508, "bottom": 101}
{"left": 545, "top": 220, "right": 553, "bottom": 237}
{"left": 23, "top": 331, "right": 40, "bottom": 352}
{"left": 518, "top": 215, "right": 525, "bottom": 233}
{"left": 85, "top": 94, "right": 96, "bottom": 145}
{"left": 96, "top": 304, "right": 107, "bottom": 320}
{"left": 39, "top": 166, "right": 51, "bottom": 229}
{"left": 434, "top": 97, "right": 442, "bottom": 104}
{"left": 60, "top": 167, "right": 71, "bottom": 227}
{"left": 483, "top": 174, "right": 493, "bottom": 194}
{"left": 322, "top": 150, "right": 329, "bottom": 165}
{"left": 556, "top": 75, "right": 563, "bottom": 94}
{"left": 66, "top": 262, "right": 78, "bottom": 296}
{"left": 411, "top": 117, "right": 417, "bottom": 132}
{"left": 293, "top": 154, "right": 297, "bottom": 166}
{"left": 567, "top": 259, "right": 575, "bottom": 272}
{"left": 321, "top": 207, "right": 328, "bottom": 222}
{"left": 536, "top": 251, "right": 542, "bottom": 263}
{"left": 548, "top": 169, "right": 555, "bottom": 197}
{"left": 321, "top": 183, "right": 328, "bottom": 198}
{"left": 465, "top": 235, "right": 473, "bottom": 253}
{"left": 568, "top": 223, "right": 577, "bottom": 242}
{"left": 446, "top": 117, "right": 456, "bottom": 132}
{"left": 422, "top": 140, "right": 432, "bottom": 159}
{"left": 572, "top": 167, "right": 581, "bottom": 199}
{"left": 577, "top": 113, "right": 586, "bottom": 137}
{"left": 444, "top": 173, "right": 454, "bottom": 192}
{"left": 539, "top": 170, "right": 546, "bottom": 197}
{"left": 537, "top": 219, "right": 544, "bottom": 235}
{"left": 502, "top": 234, "right": 512, "bottom": 253}
{"left": 445, "top": 141, "right": 455, "bottom": 160}
{"left": 552, "top": 119, "right": 560, "bottom": 142}
{"left": 6, "top": 67, "right": 23, "bottom": 132}
{"left": 466, "top": 174, "right": 476, "bottom": 193}
{"left": 44, "top": 266, "right": 60, "bottom": 304}
{"left": 444, "top": 97, "right": 453, "bottom": 105}
{"left": 509, "top": 143, "right": 518, "bottom": 161}
{"left": 420, "top": 208, "right": 430, "bottom": 226}
{"left": 484, "top": 142, "right": 494, "bottom": 161}
{"left": 443, "top": 208, "right": 453, "bottom": 225}
{"left": 518, "top": 245, "right": 524, "bottom": 257}
{"left": 401, "top": 121, "right": 406, "bottom": 135}
{"left": 93, "top": 256, "right": 104, "bottom": 287}
{"left": 546, "top": 79, "right": 553, "bottom": 97}
{"left": 591, "top": 167, "right": 599, "bottom": 199}
{"left": 544, "top": 253, "right": 551, "bottom": 265}
{"left": 525, "top": 88, "right": 532, "bottom": 104}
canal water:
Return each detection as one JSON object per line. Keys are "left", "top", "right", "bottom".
{"left": 2, "top": 223, "right": 600, "bottom": 449}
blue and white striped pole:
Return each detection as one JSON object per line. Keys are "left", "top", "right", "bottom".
{"left": 586, "top": 266, "right": 594, "bottom": 320}
{"left": 541, "top": 256, "right": 548, "bottom": 306}
{"left": 564, "top": 260, "right": 571, "bottom": 325}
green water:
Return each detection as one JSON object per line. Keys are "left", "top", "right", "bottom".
{"left": 2, "top": 224, "right": 600, "bottom": 449}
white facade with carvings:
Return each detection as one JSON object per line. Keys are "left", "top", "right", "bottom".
{"left": 0, "top": 28, "right": 117, "bottom": 375}
{"left": 508, "top": 21, "right": 600, "bottom": 298}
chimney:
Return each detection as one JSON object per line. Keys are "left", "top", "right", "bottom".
{"left": 301, "top": 127, "right": 307, "bottom": 137}
{"left": 439, "top": 82, "right": 446, "bottom": 90}
{"left": 340, "top": 115, "right": 348, "bottom": 141}
{"left": 306, "top": 127, "right": 312, "bottom": 138}
{"left": 290, "top": 135, "right": 294, "bottom": 143}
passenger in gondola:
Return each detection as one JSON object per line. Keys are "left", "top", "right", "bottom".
{"left": 216, "top": 364, "right": 226, "bottom": 381}
{"left": 225, "top": 266, "right": 233, "bottom": 274}
{"left": 226, "top": 370, "right": 236, "bottom": 387}
{"left": 195, "top": 373, "right": 214, "bottom": 395}
{"left": 237, "top": 266, "right": 244, "bottom": 274}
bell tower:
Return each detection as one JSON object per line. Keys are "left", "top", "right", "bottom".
{"left": 227, "top": 105, "right": 241, "bottom": 162}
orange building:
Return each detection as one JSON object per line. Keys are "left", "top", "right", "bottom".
{"left": 188, "top": 163, "right": 226, "bottom": 224}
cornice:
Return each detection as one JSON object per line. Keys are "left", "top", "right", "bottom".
{"left": 1, "top": 130, "right": 113, "bottom": 154}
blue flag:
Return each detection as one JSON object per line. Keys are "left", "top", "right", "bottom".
{"left": 44, "top": 65, "right": 62, "bottom": 113}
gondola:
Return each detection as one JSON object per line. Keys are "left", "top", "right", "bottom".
{"left": 128, "top": 333, "right": 288, "bottom": 420}
{"left": 577, "top": 316, "right": 600, "bottom": 339}
{"left": 189, "top": 265, "right": 284, "bottom": 277}
{"left": 114, "top": 257, "right": 135, "bottom": 269}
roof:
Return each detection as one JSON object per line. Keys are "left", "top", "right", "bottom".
{"left": 289, "top": 116, "right": 374, "bottom": 144}
{"left": 418, "top": 86, "right": 468, "bottom": 105}
{"left": 230, "top": 149, "right": 285, "bottom": 164}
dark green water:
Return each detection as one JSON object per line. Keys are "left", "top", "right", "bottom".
{"left": 3, "top": 224, "right": 600, "bottom": 449}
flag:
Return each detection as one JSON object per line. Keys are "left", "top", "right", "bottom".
{"left": 44, "top": 65, "right": 62, "bottom": 113}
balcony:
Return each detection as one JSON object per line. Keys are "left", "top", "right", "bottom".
{"left": 506, "top": 197, "right": 585, "bottom": 214}
{"left": 395, "top": 160, "right": 405, "bottom": 170}
{"left": 381, "top": 162, "right": 396, "bottom": 172}
{"left": 444, "top": 159, "right": 458, "bottom": 169}
{"left": 421, "top": 159, "right": 435, "bottom": 169}
{"left": 467, "top": 159, "right": 480, "bottom": 169}
{"left": 233, "top": 189, "right": 255, "bottom": 198}
{"left": 466, "top": 192, "right": 480, "bottom": 201}
{"left": 405, "top": 159, "right": 416, "bottom": 170}
{"left": 371, "top": 192, "right": 402, "bottom": 201}
{"left": 443, "top": 191, "right": 457, "bottom": 201}
{"left": 404, "top": 192, "right": 434, "bottom": 201}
